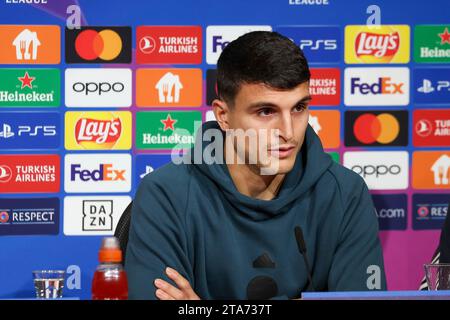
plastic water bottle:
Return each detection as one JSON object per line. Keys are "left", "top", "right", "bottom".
{"left": 92, "top": 237, "right": 128, "bottom": 300}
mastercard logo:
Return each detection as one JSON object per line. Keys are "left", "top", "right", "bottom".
{"left": 75, "top": 29, "right": 122, "bottom": 61}
{"left": 353, "top": 113, "right": 400, "bottom": 144}
{"left": 66, "top": 27, "right": 131, "bottom": 63}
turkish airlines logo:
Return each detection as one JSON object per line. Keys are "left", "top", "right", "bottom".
{"left": 413, "top": 110, "right": 450, "bottom": 147}
{"left": 0, "top": 165, "right": 12, "bottom": 183}
{"left": 415, "top": 119, "right": 433, "bottom": 137}
{"left": 136, "top": 26, "right": 202, "bottom": 64}
{"left": 0, "top": 155, "right": 60, "bottom": 193}
{"left": 309, "top": 68, "right": 340, "bottom": 106}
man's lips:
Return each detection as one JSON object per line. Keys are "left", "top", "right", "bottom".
{"left": 267, "top": 145, "right": 296, "bottom": 158}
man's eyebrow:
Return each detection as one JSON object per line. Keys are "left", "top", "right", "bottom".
{"left": 247, "top": 95, "right": 313, "bottom": 110}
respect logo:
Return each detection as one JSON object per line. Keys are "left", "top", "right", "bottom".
{"left": 65, "top": 111, "right": 131, "bottom": 150}
{"left": 345, "top": 25, "right": 410, "bottom": 63}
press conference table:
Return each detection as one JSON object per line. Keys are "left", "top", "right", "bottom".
{"left": 301, "top": 290, "right": 450, "bottom": 300}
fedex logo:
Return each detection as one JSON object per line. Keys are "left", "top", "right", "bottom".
{"left": 64, "top": 154, "right": 131, "bottom": 193}
{"left": 345, "top": 68, "right": 409, "bottom": 106}
{"left": 212, "top": 36, "right": 230, "bottom": 53}
{"left": 206, "top": 26, "right": 272, "bottom": 64}
{"left": 70, "top": 164, "right": 126, "bottom": 182}
{"left": 350, "top": 77, "right": 404, "bottom": 95}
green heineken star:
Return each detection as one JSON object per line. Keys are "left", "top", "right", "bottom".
{"left": 0, "top": 69, "right": 60, "bottom": 107}
{"left": 414, "top": 25, "right": 450, "bottom": 63}
{"left": 136, "top": 111, "right": 202, "bottom": 150}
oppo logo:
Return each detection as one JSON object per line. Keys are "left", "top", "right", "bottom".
{"left": 351, "top": 164, "right": 401, "bottom": 177}
{"left": 72, "top": 82, "right": 125, "bottom": 96}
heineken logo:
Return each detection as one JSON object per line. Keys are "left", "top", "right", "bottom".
{"left": 136, "top": 111, "right": 202, "bottom": 150}
{"left": 18, "top": 72, "right": 35, "bottom": 89}
{"left": 415, "top": 25, "right": 450, "bottom": 62}
{"left": 161, "top": 114, "right": 177, "bottom": 131}
{"left": 439, "top": 27, "right": 450, "bottom": 44}
{"left": 0, "top": 69, "right": 60, "bottom": 107}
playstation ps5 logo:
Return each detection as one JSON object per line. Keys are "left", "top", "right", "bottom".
{"left": 0, "top": 124, "right": 14, "bottom": 139}
{"left": 139, "top": 165, "right": 154, "bottom": 179}
{"left": 299, "top": 39, "right": 337, "bottom": 51}
{"left": 418, "top": 79, "right": 450, "bottom": 94}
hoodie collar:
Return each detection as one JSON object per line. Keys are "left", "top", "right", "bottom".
{"left": 190, "top": 121, "right": 333, "bottom": 221}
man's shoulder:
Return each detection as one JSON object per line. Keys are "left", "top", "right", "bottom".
{"left": 139, "top": 161, "right": 194, "bottom": 194}
{"left": 323, "top": 161, "right": 368, "bottom": 197}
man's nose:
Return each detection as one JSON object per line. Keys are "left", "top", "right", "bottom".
{"left": 278, "top": 113, "right": 294, "bottom": 142}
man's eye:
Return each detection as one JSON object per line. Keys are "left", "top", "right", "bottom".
{"left": 293, "top": 104, "right": 306, "bottom": 112}
{"left": 258, "top": 108, "right": 274, "bottom": 116}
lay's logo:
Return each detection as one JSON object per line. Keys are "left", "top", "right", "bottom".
{"left": 345, "top": 25, "right": 410, "bottom": 63}
{"left": 65, "top": 111, "right": 131, "bottom": 150}
{"left": 355, "top": 31, "right": 399, "bottom": 58}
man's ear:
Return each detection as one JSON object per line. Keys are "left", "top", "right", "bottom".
{"left": 212, "top": 99, "right": 231, "bottom": 131}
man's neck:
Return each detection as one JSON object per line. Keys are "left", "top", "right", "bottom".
{"left": 226, "top": 161, "right": 286, "bottom": 201}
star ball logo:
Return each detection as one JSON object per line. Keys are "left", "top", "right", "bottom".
{"left": 345, "top": 25, "right": 410, "bottom": 63}
{"left": 65, "top": 27, "right": 131, "bottom": 63}
{"left": 345, "top": 111, "right": 408, "bottom": 147}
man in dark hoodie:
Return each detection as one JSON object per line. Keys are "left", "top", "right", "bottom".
{"left": 125, "top": 31, "right": 387, "bottom": 300}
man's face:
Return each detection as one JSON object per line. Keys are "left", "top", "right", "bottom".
{"left": 217, "top": 82, "right": 311, "bottom": 175}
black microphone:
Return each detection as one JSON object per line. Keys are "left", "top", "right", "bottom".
{"left": 295, "top": 226, "right": 315, "bottom": 291}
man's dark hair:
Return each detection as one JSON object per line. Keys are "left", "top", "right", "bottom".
{"left": 216, "top": 31, "right": 311, "bottom": 105}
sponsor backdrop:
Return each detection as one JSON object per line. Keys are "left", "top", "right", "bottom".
{"left": 0, "top": 0, "right": 449, "bottom": 298}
